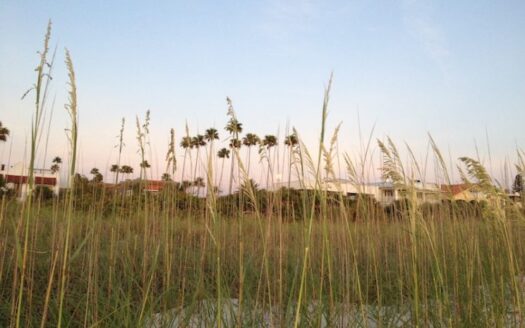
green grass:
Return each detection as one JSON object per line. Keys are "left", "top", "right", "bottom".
{"left": 1, "top": 194, "right": 524, "bottom": 327}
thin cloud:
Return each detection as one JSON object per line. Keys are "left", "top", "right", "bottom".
{"left": 259, "top": 0, "right": 319, "bottom": 42}
{"left": 402, "top": 0, "right": 450, "bottom": 69}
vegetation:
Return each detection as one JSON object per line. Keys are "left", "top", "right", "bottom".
{"left": 0, "top": 21, "right": 524, "bottom": 328}
{"left": 0, "top": 121, "right": 9, "bottom": 142}
{"left": 50, "top": 157, "right": 62, "bottom": 174}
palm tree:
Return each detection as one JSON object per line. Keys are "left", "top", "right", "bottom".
{"left": 217, "top": 148, "right": 230, "bottom": 190}
{"left": 50, "top": 156, "right": 62, "bottom": 174}
{"left": 229, "top": 138, "right": 241, "bottom": 149}
{"left": 284, "top": 133, "right": 298, "bottom": 147}
{"left": 90, "top": 168, "right": 103, "bottom": 183}
{"left": 180, "top": 135, "right": 193, "bottom": 182}
{"left": 191, "top": 134, "right": 207, "bottom": 185}
{"left": 192, "top": 134, "right": 207, "bottom": 148}
{"left": 225, "top": 101, "right": 243, "bottom": 194}
{"left": 191, "top": 176, "right": 205, "bottom": 196}
{"left": 125, "top": 165, "right": 134, "bottom": 182}
{"left": 0, "top": 121, "right": 10, "bottom": 142}
{"left": 205, "top": 128, "right": 219, "bottom": 159}
{"left": 225, "top": 118, "right": 242, "bottom": 136}
{"left": 227, "top": 138, "right": 242, "bottom": 195}
{"left": 140, "top": 160, "right": 151, "bottom": 179}
{"left": 284, "top": 133, "right": 299, "bottom": 187}
{"left": 50, "top": 164, "right": 60, "bottom": 174}
{"left": 242, "top": 133, "right": 260, "bottom": 176}
{"left": 161, "top": 173, "right": 172, "bottom": 182}
{"left": 194, "top": 177, "right": 205, "bottom": 187}
{"left": 180, "top": 136, "right": 193, "bottom": 150}
{"left": 243, "top": 133, "right": 260, "bottom": 147}
{"left": 204, "top": 128, "right": 220, "bottom": 190}
{"left": 178, "top": 180, "right": 192, "bottom": 192}
{"left": 262, "top": 135, "right": 277, "bottom": 149}
{"left": 205, "top": 128, "right": 219, "bottom": 144}
{"left": 95, "top": 173, "right": 103, "bottom": 183}
{"left": 110, "top": 164, "right": 120, "bottom": 184}
{"left": 119, "top": 165, "right": 133, "bottom": 180}
{"left": 263, "top": 135, "right": 278, "bottom": 189}
{"left": 217, "top": 148, "right": 230, "bottom": 159}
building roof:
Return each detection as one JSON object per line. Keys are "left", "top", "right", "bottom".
{"left": 100, "top": 180, "right": 168, "bottom": 192}
{"left": 2, "top": 174, "right": 57, "bottom": 186}
{"left": 144, "top": 180, "right": 165, "bottom": 192}
{"left": 441, "top": 183, "right": 471, "bottom": 196}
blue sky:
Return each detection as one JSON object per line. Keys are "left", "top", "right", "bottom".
{"left": 0, "top": 0, "right": 524, "bottom": 184}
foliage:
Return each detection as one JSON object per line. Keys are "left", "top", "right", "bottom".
{"left": 0, "top": 121, "right": 9, "bottom": 142}
{"left": 513, "top": 174, "right": 523, "bottom": 193}
{"left": 34, "top": 185, "right": 54, "bottom": 201}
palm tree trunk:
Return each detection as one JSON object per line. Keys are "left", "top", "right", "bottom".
{"left": 219, "top": 158, "right": 226, "bottom": 192}
{"left": 115, "top": 151, "right": 122, "bottom": 184}
{"left": 193, "top": 147, "right": 200, "bottom": 182}
{"left": 266, "top": 148, "right": 274, "bottom": 190}
{"left": 228, "top": 153, "right": 235, "bottom": 195}
{"left": 181, "top": 149, "right": 188, "bottom": 183}
{"left": 266, "top": 158, "right": 271, "bottom": 190}
{"left": 207, "top": 141, "right": 214, "bottom": 196}
{"left": 247, "top": 147, "right": 252, "bottom": 178}
{"left": 288, "top": 147, "right": 293, "bottom": 188}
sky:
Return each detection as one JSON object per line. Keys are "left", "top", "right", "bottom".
{"left": 0, "top": 0, "right": 524, "bottom": 187}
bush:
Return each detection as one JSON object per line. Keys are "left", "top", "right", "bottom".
{"left": 35, "top": 185, "right": 54, "bottom": 201}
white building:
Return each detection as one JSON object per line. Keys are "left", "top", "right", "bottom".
{"left": 0, "top": 162, "right": 60, "bottom": 200}
{"left": 369, "top": 180, "right": 442, "bottom": 205}
{"left": 272, "top": 178, "right": 442, "bottom": 206}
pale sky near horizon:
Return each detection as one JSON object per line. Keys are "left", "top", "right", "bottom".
{"left": 0, "top": 0, "right": 524, "bottom": 187}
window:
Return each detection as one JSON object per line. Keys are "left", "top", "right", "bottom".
{"left": 347, "top": 193, "right": 358, "bottom": 200}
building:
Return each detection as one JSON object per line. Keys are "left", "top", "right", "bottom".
{"left": 273, "top": 178, "right": 377, "bottom": 199}
{"left": 272, "top": 178, "right": 442, "bottom": 206}
{"left": 375, "top": 180, "right": 442, "bottom": 205}
{"left": 0, "top": 162, "right": 60, "bottom": 199}
{"left": 100, "top": 180, "right": 166, "bottom": 195}
{"left": 440, "top": 183, "right": 486, "bottom": 202}
{"left": 144, "top": 180, "right": 165, "bottom": 192}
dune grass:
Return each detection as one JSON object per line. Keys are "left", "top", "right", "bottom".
{"left": 1, "top": 193, "right": 524, "bottom": 327}
{"left": 1, "top": 21, "right": 525, "bottom": 328}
